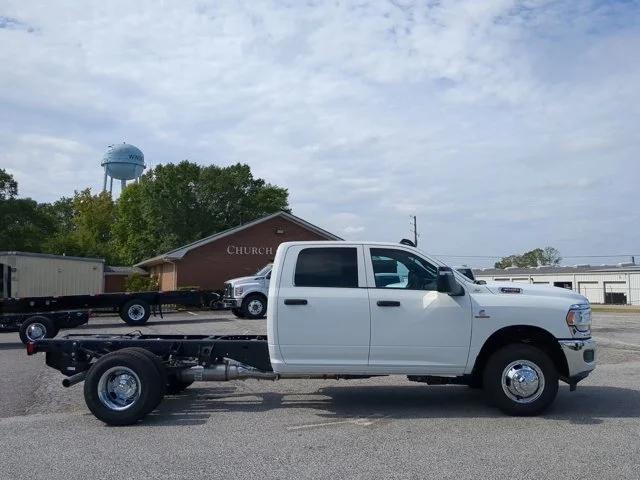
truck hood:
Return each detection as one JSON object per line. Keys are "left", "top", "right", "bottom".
{"left": 484, "top": 281, "right": 587, "bottom": 303}
{"left": 226, "top": 276, "right": 265, "bottom": 286}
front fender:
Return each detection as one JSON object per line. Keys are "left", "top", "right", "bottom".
{"left": 238, "top": 285, "right": 267, "bottom": 301}
{"left": 465, "top": 292, "right": 574, "bottom": 374}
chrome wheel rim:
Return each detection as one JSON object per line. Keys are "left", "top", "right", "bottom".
{"left": 26, "top": 323, "right": 46, "bottom": 341}
{"left": 247, "top": 299, "right": 264, "bottom": 316}
{"left": 501, "top": 360, "right": 545, "bottom": 404}
{"left": 97, "top": 366, "right": 141, "bottom": 411}
{"left": 127, "top": 304, "right": 145, "bottom": 321}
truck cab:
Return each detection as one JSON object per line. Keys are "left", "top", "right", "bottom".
{"left": 223, "top": 264, "right": 272, "bottom": 319}
{"left": 268, "top": 241, "right": 596, "bottom": 413}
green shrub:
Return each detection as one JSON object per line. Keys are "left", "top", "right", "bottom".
{"left": 124, "top": 274, "right": 159, "bottom": 292}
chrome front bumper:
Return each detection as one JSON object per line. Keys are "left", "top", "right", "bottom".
{"left": 558, "top": 338, "right": 597, "bottom": 384}
{"left": 223, "top": 297, "right": 239, "bottom": 308}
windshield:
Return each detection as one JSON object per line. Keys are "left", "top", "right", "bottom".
{"left": 456, "top": 268, "right": 475, "bottom": 281}
{"left": 255, "top": 264, "right": 273, "bottom": 276}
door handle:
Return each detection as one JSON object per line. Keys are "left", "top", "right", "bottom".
{"left": 284, "top": 299, "right": 308, "bottom": 305}
{"left": 377, "top": 300, "right": 400, "bottom": 307}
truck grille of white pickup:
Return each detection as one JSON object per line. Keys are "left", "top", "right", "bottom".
{"left": 224, "top": 283, "right": 233, "bottom": 298}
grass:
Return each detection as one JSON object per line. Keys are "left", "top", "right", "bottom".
{"left": 591, "top": 304, "right": 640, "bottom": 313}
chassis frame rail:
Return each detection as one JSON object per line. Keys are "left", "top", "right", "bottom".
{"left": 30, "top": 333, "right": 272, "bottom": 375}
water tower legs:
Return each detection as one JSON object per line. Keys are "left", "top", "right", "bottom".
{"left": 109, "top": 177, "right": 113, "bottom": 194}
{"left": 102, "top": 168, "right": 108, "bottom": 192}
{"left": 121, "top": 179, "right": 126, "bottom": 192}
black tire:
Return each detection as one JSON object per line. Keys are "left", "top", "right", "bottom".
{"left": 166, "top": 376, "right": 193, "bottom": 395}
{"left": 119, "top": 299, "right": 151, "bottom": 325}
{"left": 120, "top": 348, "right": 167, "bottom": 413}
{"left": 83, "top": 350, "right": 163, "bottom": 426}
{"left": 240, "top": 294, "right": 267, "bottom": 319}
{"left": 231, "top": 308, "right": 245, "bottom": 318}
{"left": 466, "top": 375, "right": 483, "bottom": 389}
{"left": 483, "top": 344, "right": 558, "bottom": 416}
{"left": 19, "top": 316, "right": 59, "bottom": 344}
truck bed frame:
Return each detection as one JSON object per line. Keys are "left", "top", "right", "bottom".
{"left": 32, "top": 333, "right": 272, "bottom": 375}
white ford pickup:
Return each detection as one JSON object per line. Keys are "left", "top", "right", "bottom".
{"left": 29, "top": 241, "right": 596, "bottom": 425}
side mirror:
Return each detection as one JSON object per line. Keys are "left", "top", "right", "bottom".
{"left": 437, "top": 267, "right": 465, "bottom": 296}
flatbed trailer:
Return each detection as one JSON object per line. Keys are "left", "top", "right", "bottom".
{"left": 1, "top": 289, "right": 220, "bottom": 343}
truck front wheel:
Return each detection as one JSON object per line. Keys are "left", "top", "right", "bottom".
{"left": 119, "top": 299, "right": 151, "bottom": 325}
{"left": 241, "top": 294, "right": 267, "bottom": 319}
{"left": 482, "top": 344, "right": 558, "bottom": 416}
{"left": 19, "top": 316, "right": 59, "bottom": 344}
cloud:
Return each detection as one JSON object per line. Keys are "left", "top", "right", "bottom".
{"left": 0, "top": 15, "right": 35, "bottom": 32}
{"left": 0, "top": 0, "right": 639, "bottom": 265}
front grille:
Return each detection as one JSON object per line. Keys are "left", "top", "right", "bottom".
{"left": 224, "top": 283, "right": 233, "bottom": 298}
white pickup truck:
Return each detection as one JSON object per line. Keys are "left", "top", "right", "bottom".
{"left": 28, "top": 241, "right": 596, "bottom": 425}
{"left": 223, "top": 263, "right": 272, "bottom": 319}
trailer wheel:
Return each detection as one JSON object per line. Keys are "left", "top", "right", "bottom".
{"left": 84, "top": 350, "right": 163, "bottom": 426}
{"left": 241, "top": 294, "right": 267, "bottom": 319}
{"left": 19, "top": 316, "right": 59, "bottom": 344}
{"left": 119, "top": 299, "right": 151, "bottom": 325}
{"left": 119, "top": 348, "right": 167, "bottom": 413}
{"left": 482, "top": 344, "right": 558, "bottom": 416}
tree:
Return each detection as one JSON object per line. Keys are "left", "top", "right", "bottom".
{"left": 113, "top": 161, "right": 289, "bottom": 264}
{"left": 495, "top": 247, "right": 562, "bottom": 269}
{"left": 0, "top": 161, "right": 289, "bottom": 266}
{"left": 0, "top": 169, "right": 18, "bottom": 200}
{"left": 540, "top": 246, "right": 562, "bottom": 266}
{"left": 0, "top": 170, "right": 66, "bottom": 251}
{"left": 46, "top": 189, "right": 121, "bottom": 264}
{"left": 0, "top": 198, "right": 57, "bottom": 251}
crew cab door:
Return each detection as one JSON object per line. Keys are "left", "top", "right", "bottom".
{"left": 365, "top": 246, "right": 472, "bottom": 374}
{"left": 275, "top": 244, "right": 370, "bottom": 368}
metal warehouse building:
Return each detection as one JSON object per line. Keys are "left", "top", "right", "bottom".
{"left": 0, "top": 252, "right": 104, "bottom": 298}
{"left": 136, "top": 211, "right": 341, "bottom": 291}
{"left": 474, "top": 264, "right": 640, "bottom": 305}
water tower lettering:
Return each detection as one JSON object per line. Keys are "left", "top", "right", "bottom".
{"left": 226, "top": 245, "right": 273, "bottom": 255}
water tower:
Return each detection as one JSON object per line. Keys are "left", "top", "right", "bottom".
{"left": 101, "top": 143, "right": 145, "bottom": 194}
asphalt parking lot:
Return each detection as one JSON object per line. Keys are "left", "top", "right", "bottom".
{"left": 1, "top": 310, "right": 639, "bottom": 480}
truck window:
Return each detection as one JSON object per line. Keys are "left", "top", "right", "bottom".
{"left": 370, "top": 248, "right": 438, "bottom": 290}
{"left": 294, "top": 248, "right": 358, "bottom": 288}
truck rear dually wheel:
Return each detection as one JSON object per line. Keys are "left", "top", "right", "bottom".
{"left": 83, "top": 350, "right": 163, "bottom": 425}
{"left": 483, "top": 344, "right": 558, "bottom": 416}
{"left": 120, "top": 347, "right": 167, "bottom": 413}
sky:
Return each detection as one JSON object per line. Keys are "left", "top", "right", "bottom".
{"left": 1, "top": 0, "right": 639, "bottom": 267}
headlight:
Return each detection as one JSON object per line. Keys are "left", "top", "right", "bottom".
{"left": 566, "top": 304, "right": 591, "bottom": 333}
{"left": 235, "top": 287, "right": 244, "bottom": 296}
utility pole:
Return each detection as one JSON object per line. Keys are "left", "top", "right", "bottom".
{"left": 410, "top": 215, "right": 418, "bottom": 247}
